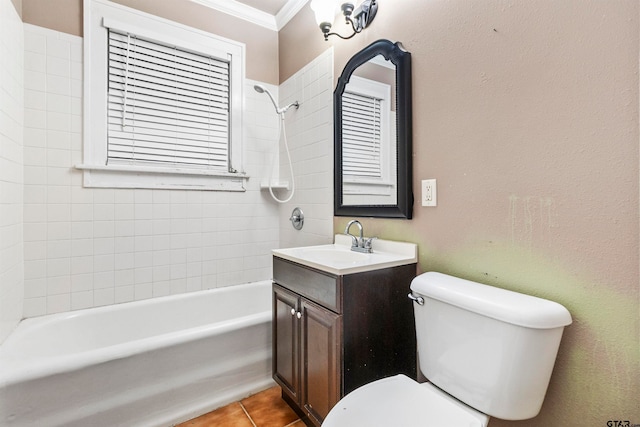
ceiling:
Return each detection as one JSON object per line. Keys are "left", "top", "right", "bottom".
{"left": 192, "top": 0, "right": 307, "bottom": 31}
{"left": 237, "top": 0, "right": 292, "bottom": 16}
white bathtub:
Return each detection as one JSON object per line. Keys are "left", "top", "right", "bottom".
{"left": 0, "top": 280, "right": 274, "bottom": 427}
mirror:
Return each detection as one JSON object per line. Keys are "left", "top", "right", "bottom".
{"left": 334, "top": 39, "right": 413, "bottom": 219}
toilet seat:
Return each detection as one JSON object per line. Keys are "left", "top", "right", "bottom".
{"left": 322, "top": 375, "right": 489, "bottom": 427}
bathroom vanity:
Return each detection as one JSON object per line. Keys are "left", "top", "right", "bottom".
{"left": 272, "top": 236, "right": 417, "bottom": 426}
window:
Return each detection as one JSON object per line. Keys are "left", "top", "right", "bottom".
{"left": 80, "top": 0, "right": 246, "bottom": 190}
{"left": 341, "top": 75, "right": 395, "bottom": 203}
{"left": 342, "top": 90, "right": 383, "bottom": 179}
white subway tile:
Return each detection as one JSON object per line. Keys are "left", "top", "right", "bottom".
{"left": 114, "top": 251, "right": 134, "bottom": 270}
{"left": 134, "top": 251, "right": 153, "bottom": 268}
{"left": 46, "top": 93, "right": 71, "bottom": 113}
{"left": 46, "top": 38, "right": 70, "bottom": 60}
{"left": 24, "top": 241, "right": 46, "bottom": 261}
{"left": 24, "top": 107, "right": 46, "bottom": 129}
{"left": 23, "top": 222, "right": 47, "bottom": 242}
{"left": 46, "top": 55, "right": 70, "bottom": 78}
{"left": 94, "top": 204, "right": 115, "bottom": 221}
{"left": 47, "top": 203, "right": 71, "bottom": 222}
{"left": 46, "top": 111, "right": 71, "bottom": 132}
{"left": 114, "top": 285, "right": 134, "bottom": 304}
{"left": 24, "top": 278, "right": 47, "bottom": 298}
{"left": 71, "top": 203, "right": 93, "bottom": 221}
{"left": 72, "top": 238, "right": 93, "bottom": 257}
{"left": 134, "top": 219, "right": 153, "bottom": 236}
{"left": 93, "top": 270, "right": 114, "bottom": 289}
{"left": 23, "top": 297, "right": 47, "bottom": 317}
{"left": 71, "top": 221, "right": 93, "bottom": 239}
{"left": 93, "top": 254, "right": 114, "bottom": 272}
{"left": 152, "top": 280, "right": 171, "bottom": 297}
{"left": 47, "top": 239, "right": 71, "bottom": 258}
{"left": 71, "top": 273, "right": 93, "bottom": 292}
{"left": 93, "top": 237, "right": 114, "bottom": 255}
{"left": 114, "top": 220, "right": 135, "bottom": 237}
{"left": 23, "top": 70, "right": 46, "bottom": 92}
{"left": 47, "top": 258, "right": 70, "bottom": 277}
{"left": 46, "top": 166, "right": 72, "bottom": 186}
{"left": 44, "top": 149, "right": 70, "bottom": 171}
{"left": 114, "top": 268, "right": 134, "bottom": 286}
{"left": 152, "top": 265, "right": 170, "bottom": 282}
{"left": 71, "top": 290, "right": 93, "bottom": 310}
{"left": 46, "top": 74, "right": 70, "bottom": 96}
{"left": 93, "top": 287, "right": 114, "bottom": 306}
{"left": 24, "top": 88, "right": 46, "bottom": 110}
{"left": 22, "top": 128, "right": 44, "bottom": 150}
{"left": 46, "top": 293, "right": 70, "bottom": 314}
{"left": 24, "top": 30, "right": 47, "bottom": 55}
{"left": 134, "top": 282, "right": 152, "bottom": 300}
{"left": 71, "top": 255, "right": 93, "bottom": 275}
{"left": 46, "top": 221, "right": 71, "bottom": 240}
{"left": 47, "top": 275, "right": 71, "bottom": 295}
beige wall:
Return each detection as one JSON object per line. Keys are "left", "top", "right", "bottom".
{"left": 21, "top": 0, "right": 279, "bottom": 84}
{"left": 22, "top": 0, "right": 81, "bottom": 35}
{"left": 282, "top": 0, "right": 640, "bottom": 424}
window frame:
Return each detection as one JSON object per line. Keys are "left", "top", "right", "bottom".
{"left": 79, "top": 0, "right": 247, "bottom": 191}
{"left": 341, "top": 75, "right": 395, "bottom": 200}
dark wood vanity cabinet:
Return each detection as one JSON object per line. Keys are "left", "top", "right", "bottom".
{"left": 272, "top": 256, "right": 417, "bottom": 427}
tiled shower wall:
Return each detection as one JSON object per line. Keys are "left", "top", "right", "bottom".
{"left": 0, "top": 0, "right": 25, "bottom": 342}
{"left": 20, "top": 24, "right": 284, "bottom": 317}
{"left": 278, "top": 48, "right": 334, "bottom": 249}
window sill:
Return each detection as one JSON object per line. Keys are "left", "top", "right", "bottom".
{"left": 75, "top": 164, "right": 248, "bottom": 191}
{"left": 344, "top": 180, "right": 393, "bottom": 196}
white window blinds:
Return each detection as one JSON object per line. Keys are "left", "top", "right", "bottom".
{"left": 342, "top": 91, "right": 382, "bottom": 178}
{"left": 107, "top": 29, "right": 231, "bottom": 170}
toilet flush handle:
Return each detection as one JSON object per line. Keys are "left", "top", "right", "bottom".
{"left": 408, "top": 293, "right": 424, "bottom": 305}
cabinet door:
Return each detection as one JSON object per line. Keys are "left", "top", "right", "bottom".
{"left": 300, "top": 298, "right": 342, "bottom": 426}
{"left": 273, "top": 284, "right": 301, "bottom": 402}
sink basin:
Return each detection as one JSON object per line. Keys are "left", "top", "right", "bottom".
{"left": 272, "top": 235, "right": 417, "bottom": 275}
{"left": 295, "top": 247, "right": 369, "bottom": 264}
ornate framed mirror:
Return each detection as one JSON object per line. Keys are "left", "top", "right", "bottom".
{"left": 334, "top": 39, "right": 413, "bottom": 218}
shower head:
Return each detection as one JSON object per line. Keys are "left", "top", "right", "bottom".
{"left": 254, "top": 84, "right": 279, "bottom": 113}
{"left": 254, "top": 84, "right": 299, "bottom": 115}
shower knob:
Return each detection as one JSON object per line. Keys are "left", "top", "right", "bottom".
{"left": 289, "top": 207, "right": 304, "bottom": 230}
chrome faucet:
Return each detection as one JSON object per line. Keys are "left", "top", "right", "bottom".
{"left": 344, "top": 220, "right": 376, "bottom": 253}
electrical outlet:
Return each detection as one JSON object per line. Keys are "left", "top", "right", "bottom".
{"left": 422, "top": 179, "right": 437, "bottom": 207}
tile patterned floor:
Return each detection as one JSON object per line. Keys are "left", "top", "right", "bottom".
{"left": 176, "top": 386, "right": 305, "bottom": 427}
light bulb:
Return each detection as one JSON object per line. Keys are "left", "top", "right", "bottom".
{"left": 310, "top": 0, "right": 339, "bottom": 27}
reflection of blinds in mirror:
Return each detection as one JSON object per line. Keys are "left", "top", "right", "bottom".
{"left": 107, "top": 29, "right": 231, "bottom": 170}
{"left": 342, "top": 91, "right": 382, "bottom": 178}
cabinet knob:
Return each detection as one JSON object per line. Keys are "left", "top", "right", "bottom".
{"left": 296, "top": 311, "right": 302, "bottom": 319}
{"left": 290, "top": 308, "right": 296, "bottom": 316}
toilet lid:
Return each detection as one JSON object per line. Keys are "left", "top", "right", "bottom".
{"left": 322, "top": 375, "right": 489, "bottom": 427}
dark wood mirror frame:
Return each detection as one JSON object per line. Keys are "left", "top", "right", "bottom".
{"left": 334, "top": 39, "right": 413, "bottom": 219}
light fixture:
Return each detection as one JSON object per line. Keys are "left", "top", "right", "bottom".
{"left": 310, "top": 0, "right": 378, "bottom": 41}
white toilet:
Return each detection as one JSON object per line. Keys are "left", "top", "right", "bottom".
{"left": 323, "top": 272, "right": 572, "bottom": 426}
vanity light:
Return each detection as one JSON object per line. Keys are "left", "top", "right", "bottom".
{"left": 310, "top": 0, "right": 378, "bottom": 41}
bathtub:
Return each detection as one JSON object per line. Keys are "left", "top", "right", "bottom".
{"left": 0, "top": 280, "right": 274, "bottom": 427}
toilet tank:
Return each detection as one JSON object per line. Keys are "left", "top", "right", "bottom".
{"left": 410, "top": 272, "right": 572, "bottom": 421}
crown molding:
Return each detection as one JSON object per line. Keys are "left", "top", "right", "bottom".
{"left": 275, "top": 0, "right": 308, "bottom": 30}
{"left": 189, "top": 0, "right": 308, "bottom": 31}
{"left": 189, "top": 0, "right": 277, "bottom": 30}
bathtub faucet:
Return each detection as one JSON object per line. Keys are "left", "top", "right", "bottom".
{"left": 344, "top": 220, "right": 375, "bottom": 253}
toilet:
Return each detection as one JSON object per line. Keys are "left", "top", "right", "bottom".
{"left": 323, "top": 272, "right": 572, "bottom": 426}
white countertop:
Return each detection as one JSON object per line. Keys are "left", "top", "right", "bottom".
{"left": 272, "top": 235, "right": 417, "bottom": 275}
